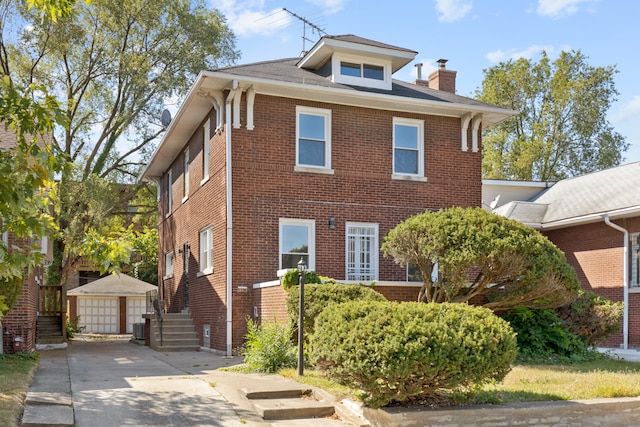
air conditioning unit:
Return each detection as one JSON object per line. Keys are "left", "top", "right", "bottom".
{"left": 133, "top": 323, "right": 145, "bottom": 340}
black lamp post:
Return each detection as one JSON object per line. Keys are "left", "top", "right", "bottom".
{"left": 297, "top": 257, "right": 307, "bottom": 376}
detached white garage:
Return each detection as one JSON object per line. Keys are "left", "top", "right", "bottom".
{"left": 67, "top": 274, "right": 157, "bottom": 334}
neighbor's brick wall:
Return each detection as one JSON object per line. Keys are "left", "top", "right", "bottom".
{"left": 2, "top": 234, "right": 39, "bottom": 353}
{"left": 157, "top": 90, "right": 484, "bottom": 352}
{"left": 544, "top": 217, "right": 640, "bottom": 347}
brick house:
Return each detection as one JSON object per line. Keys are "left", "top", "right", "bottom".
{"left": 0, "top": 127, "right": 56, "bottom": 354}
{"left": 141, "top": 35, "right": 515, "bottom": 355}
{"left": 491, "top": 162, "right": 640, "bottom": 349}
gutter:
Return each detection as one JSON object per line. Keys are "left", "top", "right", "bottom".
{"left": 538, "top": 205, "right": 640, "bottom": 231}
{"left": 603, "top": 214, "right": 629, "bottom": 350}
{"left": 225, "top": 80, "right": 238, "bottom": 357}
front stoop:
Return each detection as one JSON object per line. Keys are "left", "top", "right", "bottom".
{"left": 242, "top": 385, "right": 369, "bottom": 427}
{"left": 149, "top": 312, "right": 199, "bottom": 352}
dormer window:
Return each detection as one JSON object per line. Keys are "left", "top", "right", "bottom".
{"left": 340, "top": 62, "right": 384, "bottom": 81}
{"left": 332, "top": 53, "right": 392, "bottom": 90}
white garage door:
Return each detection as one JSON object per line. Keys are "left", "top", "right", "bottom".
{"left": 77, "top": 297, "right": 119, "bottom": 333}
{"left": 126, "top": 298, "right": 146, "bottom": 333}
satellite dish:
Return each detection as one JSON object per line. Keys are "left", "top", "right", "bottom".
{"left": 161, "top": 109, "right": 172, "bottom": 128}
{"left": 489, "top": 195, "right": 501, "bottom": 210}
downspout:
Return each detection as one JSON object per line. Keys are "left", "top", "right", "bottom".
{"left": 225, "top": 80, "right": 238, "bottom": 357}
{"left": 603, "top": 214, "right": 629, "bottom": 349}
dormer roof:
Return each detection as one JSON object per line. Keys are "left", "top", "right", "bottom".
{"left": 297, "top": 34, "right": 417, "bottom": 73}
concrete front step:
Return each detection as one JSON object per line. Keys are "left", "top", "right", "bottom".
{"left": 252, "top": 397, "right": 335, "bottom": 420}
{"left": 21, "top": 405, "right": 74, "bottom": 427}
{"left": 36, "top": 337, "right": 65, "bottom": 345}
{"left": 155, "top": 344, "right": 200, "bottom": 352}
{"left": 242, "top": 387, "right": 311, "bottom": 400}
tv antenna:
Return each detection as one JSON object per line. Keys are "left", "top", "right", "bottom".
{"left": 282, "top": 8, "right": 327, "bottom": 56}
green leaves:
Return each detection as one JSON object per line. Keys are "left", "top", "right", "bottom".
{"left": 381, "top": 207, "right": 580, "bottom": 310}
{"left": 478, "top": 50, "right": 628, "bottom": 181}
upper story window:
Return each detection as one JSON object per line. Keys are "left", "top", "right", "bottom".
{"left": 340, "top": 62, "right": 384, "bottom": 80}
{"left": 296, "top": 106, "right": 332, "bottom": 173}
{"left": 332, "top": 53, "right": 391, "bottom": 90}
{"left": 279, "top": 218, "right": 315, "bottom": 270}
{"left": 183, "top": 147, "right": 190, "bottom": 202}
{"left": 202, "top": 119, "right": 210, "bottom": 184}
{"left": 632, "top": 233, "right": 639, "bottom": 288}
{"left": 393, "top": 117, "right": 425, "bottom": 179}
{"left": 166, "top": 169, "right": 173, "bottom": 217}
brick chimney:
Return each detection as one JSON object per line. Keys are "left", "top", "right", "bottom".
{"left": 428, "top": 59, "right": 456, "bottom": 93}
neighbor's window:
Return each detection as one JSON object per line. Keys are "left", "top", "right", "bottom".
{"left": 199, "top": 225, "right": 213, "bottom": 274}
{"left": 165, "top": 251, "right": 174, "bottom": 277}
{"left": 279, "top": 218, "right": 315, "bottom": 270}
{"left": 632, "top": 233, "right": 640, "bottom": 288}
{"left": 202, "top": 119, "right": 210, "bottom": 183}
{"left": 183, "top": 147, "right": 190, "bottom": 201}
{"left": 346, "top": 222, "right": 378, "bottom": 281}
{"left": 166, "top": 169, "right": 173, "bottom": 216}
{"left": 393, "top": 117, "right": 424, "bottom": 176}
{"left": 296, "top": 106, "right": 331, "bottom": 170}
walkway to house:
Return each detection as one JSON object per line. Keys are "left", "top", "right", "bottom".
{"left": 21, "top": 336, "right": 358, "bottom": 427}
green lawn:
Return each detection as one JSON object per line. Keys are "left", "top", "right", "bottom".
{"left": 280, "top": 358, "right": 640, "bottom": 406}
{"left": 0, "top": 353, "right": 39, "bottom": 427}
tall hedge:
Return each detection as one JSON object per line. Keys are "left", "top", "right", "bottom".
{"left": 286, "top": 283, "right": 386, "bottom": 336}
{"left": 310, "top": 301, "right": 517, "bottom": 407}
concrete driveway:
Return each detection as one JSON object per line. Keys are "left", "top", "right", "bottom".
{"left": 67, "top": 337, "right": 254, "bottom": 427}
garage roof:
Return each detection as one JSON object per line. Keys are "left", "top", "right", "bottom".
{"left": 67, "top": 274, "right": 157, "bottom": 297}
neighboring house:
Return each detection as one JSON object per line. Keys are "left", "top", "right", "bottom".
{"left": 492, "top": 162, "right": 640, "bottom": 349}
{"left": 141, "top": 35, "right": 515, "bottom": 355}
{"left": 67, "top": 273, "right": 156, "bottom": 334}
{"left": 0, "top": 126, "right": 56, "bottom": 354}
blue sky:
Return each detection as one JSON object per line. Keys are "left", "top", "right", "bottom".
{"left": 209, "top": 0, "right": 640, "bottom": 165}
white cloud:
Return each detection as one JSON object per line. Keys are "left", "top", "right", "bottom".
{"left": 307, "top": 0, "right": 347, "bottom": 14}
{"left": 536, "top": 0, "right": 595, "bottom": 19}
{"left": 210, "top": 1, "right": 293, "bottom": 37}
{"left": 611, "top": 96, "right": 640, "bottom": 124}
{"left": 434, "top": 0, "right": 473, "bottom": 22}
{"left": 486, "top": 44, "right": 556, "bottom": 63}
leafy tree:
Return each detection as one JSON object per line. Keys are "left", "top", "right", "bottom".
{"left": 478, "top": 50, "right": 628, "bottom": 181}
{"left": 4, "top": 0, "right": 238, "bottom": 286}
{"left": 0, "top": 0, "right": 83, "bottom": 317}
{"left": 381, "top": 207, "right": 580, "bottom": 311}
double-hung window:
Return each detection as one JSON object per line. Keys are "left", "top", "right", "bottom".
{"left": 279, "top": 219, "right": 315, "bottom": 270}
{"left": 183, "top": 147, "right": 190, "bottom": 202}
{"left": 296, "top": 106, "right": 331, "bottom": 172}
{"left": 633, "top": 233, "right": 640, "bottom": 288}
{"left": 165, "top": 251, "right": 174, "bottom": 278}
{"left": 202, "top": 119, "right": 210, "bottom": 184}
{"left": 199, "top": 225, "right": 213, "bottom": 274}
{"left": 346, "top": 222, "right": 378, "bottom": 281}
{"left": 393, "top": 117, "right": 424, "bottom": 178}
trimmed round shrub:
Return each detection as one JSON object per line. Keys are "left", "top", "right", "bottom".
{"left": 287, "top": 283, "right": 386, "bottom": 336}
{"left": 310, "top": 301, "right": 517, "bottom": 407}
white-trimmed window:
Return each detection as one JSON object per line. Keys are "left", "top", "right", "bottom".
{"left": 332, "top": 53, "right": 391, "bottom": 90}
{"left": 166, "top": 169, "right": 173, "bottom": 216}
{"left": 165, "top": 251, "right": 174, "bottom": 278}
{"left": 199, "top": 225, "right": 213, "bottom": 274}
{"left": 279, "top": 219, "right": 315, "bottom": 270}
{"left": 346, "top": 222, "right": 378, "bottom": 281}
{"left": 632, "top": 233, "right": 640, "bottom": 288}
{"left": 393, "top": 117, "right": 424, "bottom": 177}
{"left": 183, "top": 147, "right": 190, "bottom": 202}
{"left": 296, "top": 106, "right": 331, "bottom": 172}
{"left": 202, "top": 119, "right": 210, "bottom": 184}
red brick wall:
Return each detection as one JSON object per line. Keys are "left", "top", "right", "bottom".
{"left": 545, "top": 217, "right": 640, "bottom": 347}
{"left": 157, "top": 91, "right": 483, "bottom": 352}
{"left": 2, "top": 235, "right": 39, "bottom": 353}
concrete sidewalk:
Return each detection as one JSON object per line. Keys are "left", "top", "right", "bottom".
{"left": 22, "top": 337, "right": 358, "bottom": 427}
